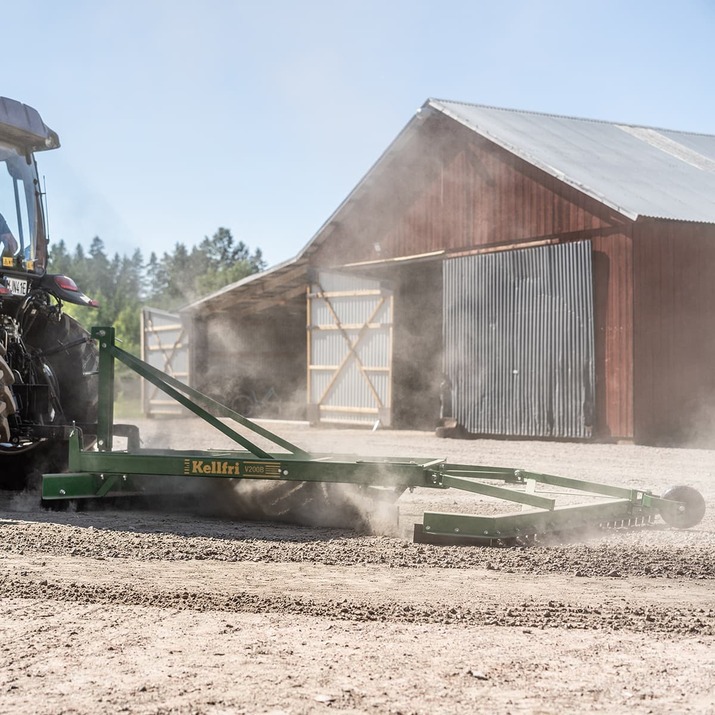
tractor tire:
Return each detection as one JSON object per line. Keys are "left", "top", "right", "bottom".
{"left": 0, "top": 315, "right": 98, "bottom": 491}
{"left": 26, "top": 313, "right": 99, "bottom": 425}
{"left": 0, "top": 354, "right": 16, "bottom": 442}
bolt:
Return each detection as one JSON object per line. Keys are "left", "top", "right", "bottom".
{"left": 59, "top": 489, "right": 66, "bottom": 496}
{"left": 283, "top": 470, "right": 289, "bottom": 476}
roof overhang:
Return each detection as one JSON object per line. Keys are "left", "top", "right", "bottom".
{"left": 0, "top": 97, "right": 60, "bottom": 152}
{"left": 182, "top": 256, "right": 310, "bottom": 316}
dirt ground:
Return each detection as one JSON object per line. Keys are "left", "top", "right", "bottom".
{"left": 1, "top": 418, "right": 714, "bottom": 714}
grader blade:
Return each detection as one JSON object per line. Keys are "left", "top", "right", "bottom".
{"left": 42, "top": 328, "right": 707, "bottom": 545}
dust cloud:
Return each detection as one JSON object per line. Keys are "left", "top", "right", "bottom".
{"left": 138, "top": 416, "right": 401, "bottom": 536}
{"left": 228, "top": 480, "right": 398, "bottom": 535}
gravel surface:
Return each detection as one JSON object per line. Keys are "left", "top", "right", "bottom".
{"left": 1, "top": 419, "right": 714, "bottom": 714}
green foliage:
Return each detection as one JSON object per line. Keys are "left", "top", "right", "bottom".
{"left": 47, "top": 228, "right": 265, "bottom": 354}
{"left": 146, "top": 227, "right": 265, "bottom": 310}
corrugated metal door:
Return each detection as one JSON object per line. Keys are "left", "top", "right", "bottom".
{"left": 443, "top": 241, "right": 595, "bottom": 438}
{"left": 141, "top": 307, "right": 190, "bottom": 417}
{"left": 307, "top": 272, "right": 393, "bottom": 426}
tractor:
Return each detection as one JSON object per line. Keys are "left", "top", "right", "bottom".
{"left": 0, "top": 96, "right": 98, "bottom": 488}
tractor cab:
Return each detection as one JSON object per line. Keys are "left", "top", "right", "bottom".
{"left": 0, "top": 96, "right": 59, "bottom": 280}
{"left": 0, "top": 97, "right": 93, "bottom": 306}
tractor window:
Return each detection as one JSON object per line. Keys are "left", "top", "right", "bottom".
{"left": 0, "top": 143, "right": 42, "bottom": 270}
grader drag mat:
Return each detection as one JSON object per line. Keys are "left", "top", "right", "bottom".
{"left": 42, "top": 328, "right": 706, "bottom": 546}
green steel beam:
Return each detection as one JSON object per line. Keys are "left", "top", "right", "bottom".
{"left": 92, "top": 326, "right": 309, "bottom": 459}
{"left": 93, "top": 326, "right": 115, "bottom": 451}
{"left": 110, "top": 338, "right": 308, "bottom": 457}
{"left": 518, "top": 470, "right": 641, "bottom": 500}
{"left": 439, "top": 464, "right": 524, "bottom": 483}
{"left": 441, "top": 474, "right": 556, "bottom": 510}
{"left": 422, "top": 499, "right": 648, "bottom": 540}
{"left": 43, "top": 472, "right": 141, "bottom": 500}
{"left": 69, "top": 451, "right": 435, "bottom": 487}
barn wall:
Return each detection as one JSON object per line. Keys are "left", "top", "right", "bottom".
{"left": 633, "top": 220, "right": 715, "bottom": 445}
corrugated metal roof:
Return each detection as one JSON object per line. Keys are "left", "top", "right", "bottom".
{"left": 429, "top": 99, "right": 715, "bottom": 223}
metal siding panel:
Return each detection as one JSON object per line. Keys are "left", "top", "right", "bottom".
{"left": 444, "top": 241, "right": 594, "bottom": 438}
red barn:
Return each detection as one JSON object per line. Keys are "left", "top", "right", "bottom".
{"left": 180, "top": 99, "right": 715, "bottom": 446}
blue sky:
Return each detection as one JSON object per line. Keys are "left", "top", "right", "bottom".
{"left": 2, "top": 1, "right": 714, "bottom": 267}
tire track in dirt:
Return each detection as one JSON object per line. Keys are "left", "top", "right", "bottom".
{"left": 2, "top": 575, "right": 714, "bottom": 634}
{"left": 2, "top": 546, "right": 714, "bottom": 636}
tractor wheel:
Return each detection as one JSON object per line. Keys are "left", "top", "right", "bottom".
{"left": 0, "top": 315, "right": 98, "bottom": 491}
{"left": 0, "top": 350, "right": 16, "bottom": 443}
{"left": 658, "top": 485, "right": 706, "bottom": 529}
{"left": 30, "top": 314, "right": 99, "bottom": 426}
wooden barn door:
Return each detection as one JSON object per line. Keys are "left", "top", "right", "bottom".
{"left": 307, "top": 272, "right": 393, "bottom": 426}
{"left": 443, "top": 241, "right": 595, "bottom": 438}
{"left": 141, "top": 307, "right": 190, "bottom": 417}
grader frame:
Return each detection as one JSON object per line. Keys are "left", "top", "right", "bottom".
{"left": 41, "top": 328, "right": 706, "bottom": 545}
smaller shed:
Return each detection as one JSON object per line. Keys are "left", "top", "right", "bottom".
{"left": 185, "top": 258, "right": 310, "bottom": 419}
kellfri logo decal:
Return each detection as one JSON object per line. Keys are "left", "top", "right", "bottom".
{"left": 183, "top": 459, "right": 282, "bottom": 477}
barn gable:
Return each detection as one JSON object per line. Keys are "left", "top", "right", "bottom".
{"left": 309, "top": 105, "right": 631, "bottom": 268}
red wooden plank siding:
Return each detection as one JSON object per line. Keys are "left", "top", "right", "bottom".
{"left": 591, "top": 230, "right": 634, "bottom": 440}
{"left": 633, "top": 220, "right": 715, "bottom": 444}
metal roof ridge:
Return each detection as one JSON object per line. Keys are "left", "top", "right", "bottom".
{"left": 428, "top": 98, "right": 715, "bottom": 138}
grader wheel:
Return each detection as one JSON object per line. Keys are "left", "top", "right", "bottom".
{"left": 658, "top": 485, "right": 706, "bottom": 529}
